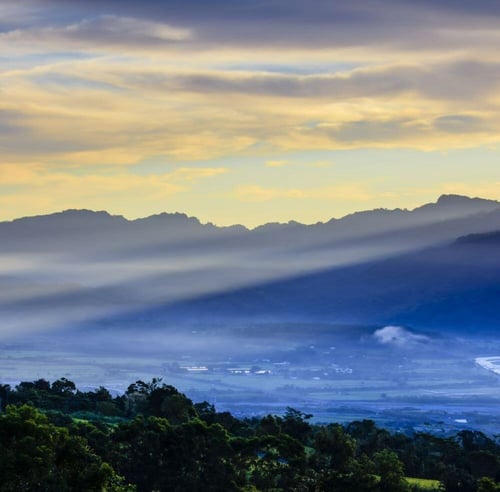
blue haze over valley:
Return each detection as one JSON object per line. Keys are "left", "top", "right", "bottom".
{"left": 1, "top": 194, "right": 500, "bottom": 434}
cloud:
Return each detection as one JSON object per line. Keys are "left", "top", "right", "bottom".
{"left": 168, "top": 167, "right": 228, "bottom": 181}
{"left": 0, "top": 0, "right": 498, "bottom": 84}
{"left": 0, "top": 164, "right": 229, "bottom": 221}
{"left": 265, "top": 160, "right": 289, "bottom": 167}
{"left": 0, "top": 0, "right": 500, "bottom": 226}
{"left": 433, "top": 114, "right": 488, "bottom": 134}
{"left": 27, "top": 0, "right": 500, "bottom": 55}
{"left": 2, "top": 58, "right": 499, "bottom": 164}
{"left": 234, "top": 184, "right": 373, "bottom": 202}
{"left": 0, "top": 163, "right": 45, "bottom": 184}
{"left": 123, "top": 61, "right": 500, "bottom": 102}
{"left": 331, "top": 118, "right": 426, "bottom": 144}
{"left": 0, "top": 109, "right": 25, "bottom": 134}
{"left": 373, "top": 325, "right": 429, "bottom": 347}
{"left": 302, "top": 113, "right": 497, "bottom": 150}
{"left": 0, "top": 163, "right": 227, "bottom": 187}
{"left": 0, "top": 15, "right": 192, "bottom": 51}
{"left": 314, "top": 184, "right": 373, "bottom": 201}
{"left": 0, "top": 71, "right": 259, "bottom": 163}
{"left": 310, "top": 161, "right": 334, "bottom": 168}
{"left": 2, "top": 1, "right": 500, "bottom": 164}
{"left": 235, "top": 186, "right": 308, "bottom": 202}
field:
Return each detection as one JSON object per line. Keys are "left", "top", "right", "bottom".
{"left": 1, "top": 323, "right": 499, "bottom": 434}
{"left": 406, "top": 477, "right": 442, "bottom": 490}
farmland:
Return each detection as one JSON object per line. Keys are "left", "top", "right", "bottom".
{"left": 1, "top": 323, "right": 499, "bottom": 435}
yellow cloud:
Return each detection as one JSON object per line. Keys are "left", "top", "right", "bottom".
{"left": 265, "top": 160, "right": 289, "bottom": 167}
{"left": 0, "top": 171, "right": 186, "bottom": 221}
{"left": 0, "top": 163, "right": 230, "bottom": 220}
{"left": 168, "top": 167, "right": 228, "bottom": 181}
{"left": 0, "top": 163, "right": 45, "bottom": 184}
{"left": 310, "top": 161, "right": 334, "bottom": 168}
{"left": 1, "top": 9, "right": 500, "bottom": 226}
{"left": 313, "top": 184, "right": 374, "bottom": 202}
{"left": 234, "top": 183, "right": 372, "bottom": 203}
{"left": 235, "top": 186, "right": 308, "bottom": 202}
{"left": 2, "top": 54, "right": 500, "bottom": 170}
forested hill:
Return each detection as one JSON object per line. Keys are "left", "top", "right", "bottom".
{"left": 1, "top": 377, "right": 499, "bottom": 492}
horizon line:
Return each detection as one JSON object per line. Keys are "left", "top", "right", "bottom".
{"left": 2, "top": 193, "right": 499, "bottom": 231}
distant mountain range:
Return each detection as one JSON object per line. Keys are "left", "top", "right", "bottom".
{"left": 1, "top": 194, "right": 499, "bottom": 335}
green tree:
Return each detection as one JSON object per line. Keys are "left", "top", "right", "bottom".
{"left": 51, "top": 378, "right": 76, "bottom": 395}
{"left": 110, "top": 416, "right": 241, "bottom": 492}
{"left": 0, "top": 404, "right": 132, "bottom": 491}
{"left": 374, "top": 449, "right": 410, "bottom": 492}
{"left": 281, "top": 407, "right": 313, "bottom": 444}
{"left": 311, "top": 424, "right": 378, "bottom": 491}
{"left": 126, "top": 379, "right": 195, "bottom": 423}
{"left": 477, "top": 477, "right": 500, "bottom": 492}
{"left": 313, "top": 424, "right": 357, "bottom": 473}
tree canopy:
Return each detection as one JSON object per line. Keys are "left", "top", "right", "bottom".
{"left": 0, "top": 377, "right": 498, "bottom": 492}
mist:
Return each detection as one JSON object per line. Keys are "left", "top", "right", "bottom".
{"left": 1, "top": 195, "right": 500, "bottom": 338}
{"left": 0, "top": 195, "right": 499, "bottom": 431}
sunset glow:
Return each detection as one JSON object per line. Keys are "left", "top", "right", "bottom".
{"left": 1, "top": 0, "right": 499, "bottom": 225}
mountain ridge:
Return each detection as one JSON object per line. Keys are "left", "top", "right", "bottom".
{"left": 1, "top": 193, "right": 500, "bottom": 336}
{"left": 2, "top": 194, "right": 499, "bottom": 231}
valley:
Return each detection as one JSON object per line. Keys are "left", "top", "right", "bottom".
{"left": 2, "top": 323, "right": 499, "bottom": 435}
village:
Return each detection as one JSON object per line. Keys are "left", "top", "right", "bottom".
{"left": 165, "top": 358, "right": 353, "bottom": 380}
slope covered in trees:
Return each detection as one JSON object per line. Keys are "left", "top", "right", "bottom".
{"left": 1, "top": 378, "right": 499, "bottom": 491}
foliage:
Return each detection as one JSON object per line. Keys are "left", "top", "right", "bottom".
{"left": 1, "top": 377, "right": 499, "bottom": 492}
{"left": 0, "top": 404, "right": 132, "bottom": 491}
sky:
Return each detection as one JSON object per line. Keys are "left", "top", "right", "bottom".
{"left": 1, "top": 0, "right": 500, "bottom": 227}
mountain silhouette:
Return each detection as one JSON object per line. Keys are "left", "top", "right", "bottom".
{"left": 1, "top": 194, "right": 499, "bottom": 335}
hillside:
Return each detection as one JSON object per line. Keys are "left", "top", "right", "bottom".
{"left": 1, "top": 195, "right": 500, "bottom": 335}
{"left": 154, "top": 229, "right": 500, "bottom": 332}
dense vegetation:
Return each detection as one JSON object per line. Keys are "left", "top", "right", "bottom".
{"left": 0, "top": 378, "right": 499, "bottom": 491}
